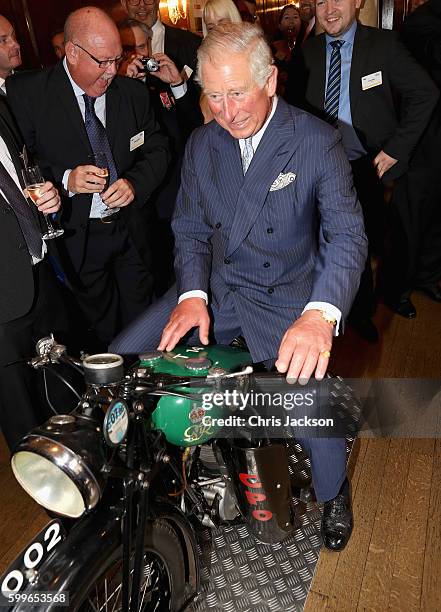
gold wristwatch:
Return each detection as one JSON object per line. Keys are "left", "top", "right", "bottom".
{"left": 318, "top": 310, "right": 337, "bottom": 327}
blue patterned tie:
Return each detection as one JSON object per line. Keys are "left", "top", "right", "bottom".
{"left": 0, "top": 160, "right": 42, "bottom": 258}
{"left": 83, "top": 94, "right": 118, "bottom": 185}
{"left": 324, "top": 40, "right": 344, "bottom": 126}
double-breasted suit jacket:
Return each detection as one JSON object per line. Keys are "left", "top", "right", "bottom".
{"left": 172, "top": 98, "right": 368, "bottom": 362}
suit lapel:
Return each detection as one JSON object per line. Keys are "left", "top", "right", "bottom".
{"left": 53, "top": 63, "right": 91, "bottom": 153}
{"left": 349, "top": 24, "right": 371, "bottom": 119}
{"left": 307, "top": 35, "right": 327, "bottom": 110}
{"left": 164, "top": 25, "right": 178, "bottom": 59}
{"left": 226, "top": 99, "right": 302, "bottom": 257}
{"left": 211, "top": 125, "right": 243, "bottom": 214}
{"left": 105, "top": 80, "right": 121, "bottom": 149}
{"left": 0, "top": 112, "right": 23, "bottom": 182}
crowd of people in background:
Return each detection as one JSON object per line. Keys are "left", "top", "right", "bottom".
{"left": 0, "top": 0, "right": 440, "bottom": 551}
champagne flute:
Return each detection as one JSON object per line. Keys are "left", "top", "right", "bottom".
{"left": 88, "top": 153, "right": 114, "bottom": 221}
{"left": 22, "top": 165, "right": 64, "bottom": 240}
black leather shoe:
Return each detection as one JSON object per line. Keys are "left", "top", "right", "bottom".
{"left": 390, "top": 297, "right": 417, "bottom": 319}
{"left": 349, "top": 317, "right": 379, "bottom": 343}
{"left": 321, "top": 480, "right": 353, "bottom": 551}
{"left": 416, "top": 285, "right": 441, "bottom": 303}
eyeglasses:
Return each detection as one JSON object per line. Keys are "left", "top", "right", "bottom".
{"left": 127, "top": 0, "right": 152, "bottom": 6}
{"left": 74, "top": 43, "right": 123, "bottom": 69}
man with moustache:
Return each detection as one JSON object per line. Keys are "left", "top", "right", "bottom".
{"left": 117, "top": 17, "right": 203, "bottom": 293}
{"left": 7, "top": 7, "right": 169, "bottom": 349}
{"left": 287, "top": 0, "right": 438, "bottom": 324}
{"left": 111, "top": 22, "right": 368, "bottom": 551}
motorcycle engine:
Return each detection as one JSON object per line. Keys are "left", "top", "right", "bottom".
{"left": 197, "top": 445, "right": 240, "bottom": 525}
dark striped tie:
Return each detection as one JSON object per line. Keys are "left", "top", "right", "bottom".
{"left": 324, "top": 40, "right": 344, "bottom": 126}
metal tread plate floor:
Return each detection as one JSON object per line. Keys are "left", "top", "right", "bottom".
{"left": 190, "top": 377, "right": 360, "bottom": 612}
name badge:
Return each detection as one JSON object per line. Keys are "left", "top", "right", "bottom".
{"left": 361, "top": 71, "right": 382, "bottom": 91}
{"left": 130, "top": 131, "right": 144, "bottom": 151}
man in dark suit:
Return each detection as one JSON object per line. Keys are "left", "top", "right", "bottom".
{"left": 111, "top": 22, "right": 368, "bottom": 551}
{"left": 287, "top": 0, "right": 438, "bottom": 322}
{"left": 0, "top": 107, "right": 65, "bottom": 450}
{"left": 7, "top": 7, "right": 169, "bottom": 349}
{"left": 117, "top": 16, "right": 203, "bottom": 293}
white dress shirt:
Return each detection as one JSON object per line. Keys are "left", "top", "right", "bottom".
{"left": 178, "top": 95, "right": 342, "bottom": 333}
{"left": 61, "top": 58, "right": 115, "bottom": 218}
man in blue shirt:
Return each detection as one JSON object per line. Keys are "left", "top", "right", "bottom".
{"left": 287, "top": 0, "right": 438, "bottom": 323}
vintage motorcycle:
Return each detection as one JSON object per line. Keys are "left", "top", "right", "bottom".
{"left": 0, "top": 338, "right": 358, "bottom": 611}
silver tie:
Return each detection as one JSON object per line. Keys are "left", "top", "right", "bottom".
{"left": 241, "top": 137, "right": 254, "bottom": 174}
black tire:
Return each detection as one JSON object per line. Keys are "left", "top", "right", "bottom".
{"left": 74, "top": 519, "right": 187, "bottom": 612}
{"left": 9, "top": 509, "right": 188, "bottom": 612}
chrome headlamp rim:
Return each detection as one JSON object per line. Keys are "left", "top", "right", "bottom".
{"left": 11, "top": 434, "right": 103, "bottom": 518}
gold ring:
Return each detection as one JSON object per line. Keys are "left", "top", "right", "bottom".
{"left": 320, "top": 349, "right": 331, "bottom": 359}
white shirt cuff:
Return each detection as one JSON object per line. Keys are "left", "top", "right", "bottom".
{"left": 62, "top": 170, "right": 75, "bottom": 197}
{"left": 170, "top": 80, "right": 187, "bottom": 100}
{"left": 302, "top": 301, "right": 342, "bottom": 336}
{"left": 178, "top": 290, "right": 208, "bottom": 304}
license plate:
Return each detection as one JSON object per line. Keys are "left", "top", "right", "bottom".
{"left": 0, "top": 520, "right": 66, "bottom": 598}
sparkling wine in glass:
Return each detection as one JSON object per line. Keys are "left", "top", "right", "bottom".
{"left": 88, "top": 153, "right": 115, "bottom": 220}
{"left": 22, "top": 165, "right": 64, "bottom": 240}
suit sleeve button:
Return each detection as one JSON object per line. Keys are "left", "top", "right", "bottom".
{"left": 263, "top": 262, "right": 270, "bottom": 268}
{"left": 267, "top": 227, "right": 274, "bottom": 234}
{"left": 268, "top": 287, "right": 274, "bottom": 294}
{"left": 224, "top": 258, "right": 231, "bottom": 264}
{"left": 215, "top": 222, "right": 222, "bottom": 229}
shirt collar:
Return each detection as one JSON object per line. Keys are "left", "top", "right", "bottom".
{"left": 152, "top": 17, "right": 164, "bottom": 36}
{"left": 247, "top": 95, "right": 278, "bottom": 149}
{"left": 63, "top": 56, "right": 85, "bottom": 98}
{"left": 325, "top": 19, "right": 357, "bottom": 48}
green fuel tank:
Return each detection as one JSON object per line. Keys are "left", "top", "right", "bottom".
{"left": 139, "top": 345, "right": 252, "bottom": 447}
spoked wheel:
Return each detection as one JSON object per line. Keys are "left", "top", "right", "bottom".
{"left": 74, "top": 520, "right": 186, "bottom": 612}
{"left": 79, "top": 550, "right": 172, "bottom": 612}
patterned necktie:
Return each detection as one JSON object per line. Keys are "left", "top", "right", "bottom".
{"left": 324, "top": 40, "right": 344, "bottom": 126}
{"left": 0, "top": 160, "right": 42, "bottom": 258}
{"left": 82, "top": 94, "right": 118, "bottom": 186}
{"left": 241, "top": 137, "right": 254, "bottom": 175}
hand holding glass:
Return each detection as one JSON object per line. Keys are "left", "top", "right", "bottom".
{"left": 88, "top": 153, "right": 118, "bottom": 221}
{"left": 22, "top": 165, "right": 64, "bottom": 240}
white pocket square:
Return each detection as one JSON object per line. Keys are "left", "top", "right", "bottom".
{"left": 270, "top": 172, "right": 296, "bottom": 191}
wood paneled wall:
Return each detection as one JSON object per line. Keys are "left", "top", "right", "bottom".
{"left": 0, "top": 0, "right": 425, "bottom": 70}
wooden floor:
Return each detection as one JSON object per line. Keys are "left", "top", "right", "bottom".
{"left": 305, "top": 292, "right": 441, "bottom": 612}
{"left": 1, "top": 292, "right": 441, "bottom": 611}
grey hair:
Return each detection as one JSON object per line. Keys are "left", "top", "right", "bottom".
{"left": 117, "top": 18, "right": 152, "bottom": 38}
{"left": 196, "top": 22, "right": 273, "bottom": 89}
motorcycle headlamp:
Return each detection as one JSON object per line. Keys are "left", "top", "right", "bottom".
{"left": 11, "top": 414, "right": 106, "bottom": 518}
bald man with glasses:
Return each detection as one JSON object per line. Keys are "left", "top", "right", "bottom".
{"left": 8, "top": 7, "right": 169, "bottom": 350}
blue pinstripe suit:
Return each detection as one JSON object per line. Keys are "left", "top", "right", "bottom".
{"left": 110, "top": 98, "right": 367, "bottom": 501}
